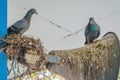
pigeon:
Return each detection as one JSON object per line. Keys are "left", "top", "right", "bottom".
{"left": 84, "top": 17, "right": 100, "bottom": 45}
{"left": 7, "top": 8, "right": 38, "bottom": 35}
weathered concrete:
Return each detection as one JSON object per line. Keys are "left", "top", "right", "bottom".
{"left": 46, "top": 32, "right": 120, "bottom": 80}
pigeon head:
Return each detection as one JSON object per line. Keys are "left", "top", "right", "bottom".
{"left": 89, "top": 17, "right": 95, "bottom": 24}
{"left": 89, "top": 17, "right": 94, "bottom": 21}
{"left": 28, "top": 8, "right": 38, "bottom": 15}
{"left": 24, "top": 8, "right": 38, "bottom": 19}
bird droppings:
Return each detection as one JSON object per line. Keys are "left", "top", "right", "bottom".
{"left": 48, "top": 38, "right": 115, "bottom": 79}
{"left": 4, "top": 32, "right": 119, "bottom": 80}
{"left": 5, "top": 34, "right": 46, "bottom": 70}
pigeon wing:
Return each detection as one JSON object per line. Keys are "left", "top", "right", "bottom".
{"left": 85, "top": 24, "right": 90, "bottom": 36}
{"left": 13, "top": 19, "right": 28, "bottom": 30}
{"left": 95, "top": 23, "right": 100, "bottom": 38}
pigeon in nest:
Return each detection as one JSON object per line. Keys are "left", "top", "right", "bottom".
{"left": 84, "top": 17, "right": 100, "bottom": 45}
{"left": 7, "top": 8, "right": 38, "bottom": 35}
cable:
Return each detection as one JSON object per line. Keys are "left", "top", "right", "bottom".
{"left": 38, "top": 15, "right": 71, "bottom": 33}
{"left": 10, "top": 0, "right": 27, "bottom": 10}
{"left": 62, "top": 27, "right": 84, "bottom": 39}
{"left": 9, "top": 0, "right": 72, "bottom": 33}
{"left": 9, "top": 0, "right": 120, "bottom": 44}
{"left": 97, "top": 9, "right": 120, "bottom": 21}
{"left": 62, "top": 8, "right": 120, "bottom": 39}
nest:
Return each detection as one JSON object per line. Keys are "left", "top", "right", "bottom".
{"left": 5, "top": 34, "right": 46, "bottom": 70}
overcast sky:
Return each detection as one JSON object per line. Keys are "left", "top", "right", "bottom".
{"left": 8, "top": 0, "right": 120, "bottom": 52}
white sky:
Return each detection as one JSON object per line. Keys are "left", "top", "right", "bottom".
{"left": 8, "top": 0, "right": 120, "bottom": 52}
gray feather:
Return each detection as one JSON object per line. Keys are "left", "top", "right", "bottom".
{"left": 7, "top": 8, "right": 37, "bottom": 35}
{"left": 84, "top": 17, "right": 101, "bottom": 45}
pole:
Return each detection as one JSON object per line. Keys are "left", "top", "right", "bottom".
{"left": 0, "top": 0, "right": 7, "bottom": 79}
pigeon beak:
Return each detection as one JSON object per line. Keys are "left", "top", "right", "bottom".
{"left": 35, "top": 11, "right": 38, "bottom": 15}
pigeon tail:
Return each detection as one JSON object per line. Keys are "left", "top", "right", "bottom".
{"left": 7, "top": 25, "right": 22, "bottom": 34}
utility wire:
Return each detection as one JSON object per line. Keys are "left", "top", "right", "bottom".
{"left": 97, "top": 9, "right": 120, "bottom": 21}
{"left": 62, "top": 8, "right": 120, "bottom": 39}
{"left": 10, "top": 0, "right": 27, "bottom": 10}
{"left": 62, "top": 27, "right": 84, "bottom": 39}
{"left": 38, "top": 15, "right": 71, "bottom": 33}
{"left": 9, "top": 0, "right": 120, "bottom": 42}
{"left": 9, "top": 0, "right": 72, "bottom": 33}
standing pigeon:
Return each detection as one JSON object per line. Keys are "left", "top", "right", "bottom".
{"left": 7, "top": 8, "right": 38, "bottom": 35}
{"left": 84, "top": 17, "right": 100, "bottom": 45}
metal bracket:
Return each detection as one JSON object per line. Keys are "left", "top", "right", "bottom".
{"left": 45, "top": 54, "right": 61, "bottom": 64}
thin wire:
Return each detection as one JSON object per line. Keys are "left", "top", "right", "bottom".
{"left": 62, "top": 27, "right": 84, "bottom": 39}
{"left": 9, "top": 0, "right": 72, "bottom": 33}
{"left": 10, "top": 0, "right": 27, "bottom": 10}
{"left": 9, "top": 0, "right": 120, "bottom": 42}
{"left": 38, "top": 15, "right": 71, "bottom": 33}
{"left": 0, "top": 38, "right": 7, "bottom": 42}
{"left": 62, "top": 8, "right": 120, "bottom": 39}
{"left": 97, "top": 9, "right": 120, "bottom": 21}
